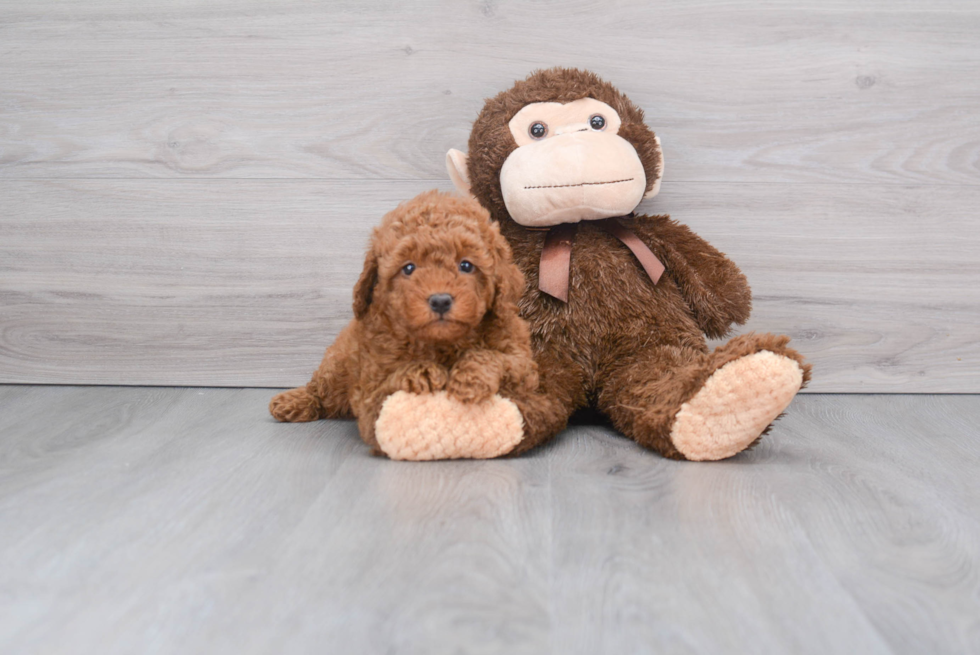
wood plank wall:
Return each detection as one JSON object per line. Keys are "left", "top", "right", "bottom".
{"left": 1, "top": 0, "right": 978, "bottom": 391}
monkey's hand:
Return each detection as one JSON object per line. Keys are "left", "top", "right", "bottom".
{"left": 447, "top": 350, "right": 504, "bottom": 404}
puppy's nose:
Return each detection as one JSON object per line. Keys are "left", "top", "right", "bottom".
{"left": 428, "top": 293, "right": 453, "bottom": 315}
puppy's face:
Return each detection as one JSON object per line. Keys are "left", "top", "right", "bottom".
{"left": 383, "top": 231, "right": 494, "bottom": 342}
{"left": 353, "top": 192, "right": 523, "bottom": 345}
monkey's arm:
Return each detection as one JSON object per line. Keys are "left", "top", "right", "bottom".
{"left": 638, "top": 215, "right": 752, "bottom": 339}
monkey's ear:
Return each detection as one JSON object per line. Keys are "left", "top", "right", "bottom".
{"left": 353, "top": 248, "right": 379, "bottom": 320}
{"left": 446, "top": 149, "right": 473, "bottom": 196}
{"left": 643, "top": 135, "right": 665, "bottom": 200}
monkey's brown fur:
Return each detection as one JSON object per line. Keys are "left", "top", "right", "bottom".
{"left": 269, "top": 190, "right": 560, "bottom": 451}
{"left": 463, "top": 68, "right": 812, "bottom": 459}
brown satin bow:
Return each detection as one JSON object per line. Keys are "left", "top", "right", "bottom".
{"left": 537, "top": 216, "right": 665, "bottom": 302}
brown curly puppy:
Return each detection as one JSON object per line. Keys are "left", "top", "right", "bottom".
{"left": 270, "top": 190, "right": 555, "bottom": 457}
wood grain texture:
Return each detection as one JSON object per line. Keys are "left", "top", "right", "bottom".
{"left": 1, "top": 0, "right": 979, "bottom": 184}
{"left": 1, "top": 0, "right": 979, "bottom": 390}
{"left": 1, "top": 386, "right": 979, "bottom": 653}
{"left": 2, "top": 179, "right": 977, "bottom": 391}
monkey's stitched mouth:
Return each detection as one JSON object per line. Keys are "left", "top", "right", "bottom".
{"left": 524, "top": 178, "right": 634, "bottom": 190}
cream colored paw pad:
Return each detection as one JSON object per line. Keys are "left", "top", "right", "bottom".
{"left": 670, "top": 351, "right": 804, "bottom": 461}
{"left": 375, "top": 391, "right": 524, "bottom": 461}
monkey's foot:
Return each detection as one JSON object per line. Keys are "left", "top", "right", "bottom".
{"left": 375, "top": 391, "right": 524, "bottom": 461}
{"left": 669, "top": 351, "right": 805, "bottom": 461}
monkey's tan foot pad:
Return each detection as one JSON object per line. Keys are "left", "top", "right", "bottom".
{"left": 669, "top": 351, "right": 805, "bottom": 461}
{"left": 375, "top": 391, "right": 524, "bottom": 461}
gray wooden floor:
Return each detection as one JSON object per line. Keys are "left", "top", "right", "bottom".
{"left": 1, "top": 386, "right": 978, "bottom": 654}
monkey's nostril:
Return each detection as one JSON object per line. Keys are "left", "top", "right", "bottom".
{"left": 428, "top": 293, "right": 453, "bottom": 315}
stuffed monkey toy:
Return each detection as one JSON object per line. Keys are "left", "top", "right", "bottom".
{"left": 440, "top": 67, "right": 812, "bottom": 460}
{"left": 449, "top": 67, "right": 812, "bottom": 461}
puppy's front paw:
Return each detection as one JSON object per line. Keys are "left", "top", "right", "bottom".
{"left": 447, "top": 361, "right": 500, "bottom": 404}
{"left": 398, "top": 362, "right": 449, "bottom": 394}
{"left": 270, "top": 387, "right": 321, "bottom": 422}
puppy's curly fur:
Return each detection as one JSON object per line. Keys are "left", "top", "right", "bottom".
{"left": 270, "top": 190, "right": 557, "bottom": 452}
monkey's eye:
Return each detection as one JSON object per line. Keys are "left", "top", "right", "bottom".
{"left": 528, "top": 122, "right": 548, "bottom": 139}
{"left": 401, "top": 263, "right": 416, "bottom": 276}
{"left": 589, "top": 114, "right": 606, "bottom": 130}
{"left": 459, "top": 260, "right": 475, "bottom": 274}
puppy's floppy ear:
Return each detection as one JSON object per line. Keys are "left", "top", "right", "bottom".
{"left": 353, "top": 248, "right": 379, "bottom": 320}
{"left": 488, "top": 222, "right": 525, "bottom": 311}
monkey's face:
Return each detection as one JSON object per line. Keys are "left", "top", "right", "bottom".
{"left": 498, "top": 98, "right": 648, "bottom": 227}
{"left": 446, "top": 68, "right": 665, "bottom": 228}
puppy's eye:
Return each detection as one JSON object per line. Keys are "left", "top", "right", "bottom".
{"left": 459, "top": 260, "right": 475, "bottom": 274}
{"left": 401, "top": 263, "right": 416, "bottom": 276}
{"left": 589, "top": 114, "right": 606, "bottom": 130}
{"left": 528, "top": 122, "right": 548, "bottom": 139}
